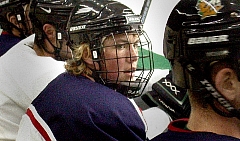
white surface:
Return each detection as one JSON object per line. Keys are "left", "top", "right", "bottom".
{"left": 143, "top": 107, "right": 171, "bottom": 140}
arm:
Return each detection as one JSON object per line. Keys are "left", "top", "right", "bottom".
{"left": 16, "top": 105, "right": 56, "bottom": 141}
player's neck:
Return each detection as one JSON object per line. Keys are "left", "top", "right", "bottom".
{"left": 187, "top": 108, "right": 240, "bottom": 139}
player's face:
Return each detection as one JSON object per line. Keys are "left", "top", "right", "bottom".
{"left": 45, "top": 27, "right": 72, "bottom": 61}
{"left": 101, "top": 33, "right": 139, "bottom": 83}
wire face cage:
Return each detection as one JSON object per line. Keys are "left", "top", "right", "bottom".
{"left": 91, "top": 30, "right": 153, "bottom": 98}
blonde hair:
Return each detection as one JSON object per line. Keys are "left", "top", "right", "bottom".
{"left": 65, "top": 43, "right": 92, "bottom": 77}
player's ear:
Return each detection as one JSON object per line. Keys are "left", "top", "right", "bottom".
{"left": 8, "top": 16, "right": 17, "bottom": 26}
{"left": 214, "top": 68, "right": 239, "bottom": 101}
{"left": 43, "top": 24, "right": 55, "bottom": 41}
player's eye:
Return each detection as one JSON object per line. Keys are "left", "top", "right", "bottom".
{"left": 116, "top": 44, "right": 126, "bottom": 49}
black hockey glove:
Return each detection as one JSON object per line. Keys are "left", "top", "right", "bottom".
{"left": 141, "top": 71, "right": 190, "bottom": 120}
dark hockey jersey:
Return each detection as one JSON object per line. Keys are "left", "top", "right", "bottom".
{"left": 0, "top": 31, "right": 21, "bottom": 56}
{"left": 151, "top": 118, "right": 240, "bottom": 141}
{"left": 17, "top": 72, "right": 147, "bottom": 141}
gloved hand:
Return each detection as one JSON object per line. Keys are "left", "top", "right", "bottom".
{"left": 141, "top": 71, "right": 190, "bottom": 120}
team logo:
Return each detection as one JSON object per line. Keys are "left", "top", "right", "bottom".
{"left": 196, "top": 0, "right": 224, "bottom": 19}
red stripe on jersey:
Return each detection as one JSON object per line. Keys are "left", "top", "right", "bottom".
{"left": 26, "top": 108, "right": 51, "bottom": 141}
{"left": 1, "top": 31, "right": 9, "bottom": 35}
{"left": 168, "top": 118, "right": 192, "bottom": 133}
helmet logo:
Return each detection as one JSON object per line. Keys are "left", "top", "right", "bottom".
{"left": 126, "top": 15, "right": 141, "bottom": 24}
{"left": 196, "top": 0, "right": 223, "bottom": 19}
{"left": 76, "top": 6, "right": 98, "bottom": 15}
{"left": 69, "top": 25, "right": 86, "bottom": 32}
{"left": 40, "top": 7, "right": 51, "bottom": 13}
{"left": 188, "top": 35, "right": 229, "bottom": 45}
{"left": 0, "top": 0, "right": 9, "bottom": 6}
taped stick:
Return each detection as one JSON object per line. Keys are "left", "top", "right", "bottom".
{"left": 140, "top": 0, "right": 152, "bottom": 24}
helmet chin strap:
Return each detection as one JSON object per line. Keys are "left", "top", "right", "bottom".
{"left": 104, "top": 80, "right": 142, "bottom": 98}
{"left": 11, "top": 23, "right": 27, "bottom": 39}
{"left": 91, "top": 66, "right": 142, "bottom": 98}
{"left": 181, "top": 59, "right": 240, "bottom": 120}
{"left": 3, "top": 18, "right": 27, "bottom": 39}
{"left": 42, "top": 32, "right": 64, "bottom": 61}
{"left": 118, "top": 79, "right": 143, "bottom": 98}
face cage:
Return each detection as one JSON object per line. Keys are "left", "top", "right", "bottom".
{"left": 91, "top": 30, "right": 154, "bottom": 98}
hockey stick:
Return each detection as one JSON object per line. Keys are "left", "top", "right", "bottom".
{"left": 140, "top": 0, "right": 152, "bottom": 24}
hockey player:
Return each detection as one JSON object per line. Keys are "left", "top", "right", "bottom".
{"left": 152, "top": 0, "right": 240, "bottom": 140}
{"left": 0, "top": 0, "right": 32, "bottom": 56}
{"left": 16, "top": 0, "right": 157, "bottom": 140}
{"left": 0, "top": 0, "right": 73, "bottom": 140}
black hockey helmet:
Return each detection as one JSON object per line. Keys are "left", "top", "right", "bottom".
{"left": 164, "top": 0, "right": 240, "bottom": 118}
{"left": 68, "top": 0, "right": 154, "bottom": 98}
{"left": 30, "top": 0, "right": 75, "bottom": 60}
{"left": 0, "top": 0, "right": 32, "bottom": 38}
